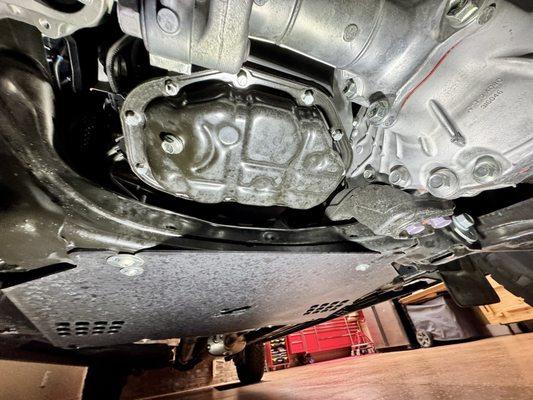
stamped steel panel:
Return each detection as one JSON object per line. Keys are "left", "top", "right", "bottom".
{"left": 3, "top": 251, "right": 396, "bottom": 348}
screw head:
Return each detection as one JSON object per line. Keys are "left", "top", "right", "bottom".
{"left": 157, "top": 7, "right": 180, "bottom": 34}
{"left": 452, "top": 213, "right": 475, "bottom": 231}
{"left": 367, "top": 99, "right": 390, "bottom": 125}
{"left": 427, "top": 168, "right": 459, "bottom": 198}
{"left": 301, "top": 90, "right": 315, "bottom": 105}
{"left": 161, "top": 134, "right": 184, "bottom": 154}
{"left": 330, "top": 129, "right": 344, "bottom": 141}
{"left": 164, "top": 80, "right": 179, "bottom": 96}
{"left": 473, "top": 156, "right": 501, "bottom": 183}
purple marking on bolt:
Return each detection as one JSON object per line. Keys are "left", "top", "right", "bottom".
{"left": 406, "top": 223, "right": 425, "bottom": 235}
{"left": 428, "top": 216, "right": 452, "bottom": 229}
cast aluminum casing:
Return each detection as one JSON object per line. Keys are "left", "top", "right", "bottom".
{"left": 350, "top": 1, "right": 533, "bottom": 198}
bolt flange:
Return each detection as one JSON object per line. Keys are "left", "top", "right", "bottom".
{"left": 301, "top": 90, "right": 315, "bottom": 105}
{"left": 473, "top": 156, "right": 501, "bottom": 183}
{"left": 427, "top": 168, "right": 459, "bottom": 198}
{"left": 389, "top": 166, "right": 411, "bottom": 187}
{"left": 367, "top": 98, "right": 391, "bottom": 125}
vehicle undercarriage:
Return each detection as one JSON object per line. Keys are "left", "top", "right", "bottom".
{"left": 0, "top": 0, "right": 532, "bottom": 385}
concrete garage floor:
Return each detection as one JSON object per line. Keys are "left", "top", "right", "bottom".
{"left": 150, "top": 334, "right": 533, "bottom": 400}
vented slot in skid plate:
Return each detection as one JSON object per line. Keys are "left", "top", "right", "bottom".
{"left": 303, "top": 300, "right": 350, "bottom": 315}
{"left": 55, "top": 320, "right": 125, "bottom": 336}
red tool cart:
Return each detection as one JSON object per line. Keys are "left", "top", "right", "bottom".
{"left": 264, "top": 337, "right": 290, "bottom": 371}
{"left": 265, "top": 312, "right": 374, "bottom": 370}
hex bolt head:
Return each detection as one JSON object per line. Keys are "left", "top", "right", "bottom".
{"left": 452, "top": 213, "right": 475, "bottom": 231}
{"left": 164, "top": 80, "right": 179, "bottom": 96}
{"left": 447, "top": 0, "right": 479, "bottom": 27}
{"left": 236, "top": 70, "right": 248, "bottom": 87}
{"left": 161, "top": 134, "right": 185, "bottom": 155}
{"left": 389, "top": 166, "right": 411, "bottom": 187}
{"left": 157, "top": 7, "right": 180, "bottom": 34}
{"left": 343, "top": 79, "right": 358, "bottom": 100}
{"left": 473, "top": 156, "right": 501, "bottom": 183}
{"left": 301, "top": 90, "right": 315, "bottom": 105}
{"left": 367, "top": 99, "right": 391, "bottom": 125}
{"left": 427, "top": 168, "right": 459, "bottom": 198}
{"left": 363, "top": 167, "right": 376, "bottom": 181}
{"left": 330, "top": 129, "right": 344, "bottom": 141}
{"left": 478, "top": 4, "right": 496, "bottom": 25}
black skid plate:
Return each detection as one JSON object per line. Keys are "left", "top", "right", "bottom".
{"left": 3, "top": 251, "right": 397, "bottom": 348}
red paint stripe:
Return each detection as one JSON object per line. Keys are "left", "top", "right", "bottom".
{"left": 400, "top": 40, "right": 462, "bottom": 110}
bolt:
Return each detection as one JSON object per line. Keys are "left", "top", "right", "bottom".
{"left": 330, "top": 129, "right": 344, "bottom": 141}
{"left": 452, "top": 213, "right": 475, "bottom": 231}
{"left": 343, "top": 79, "right": 358, "bottom": 100}
{"left": 124, "top": 110, "right": 144, "bottom": 127}
{"left": 107, "top": 254, "right": 144, "bottom": 276}
{"left": 446, "top": 0, "right": 479, "bottom": 27}
{"left": 367, "top": 98, "right": 390, "bottom": 125}
{"left": 161, "top": 134, "right": 184, "bottom": 154}
{"left": 478, "top": 4, "right": 496, "bottom": 25}
{"left": 236, "top": 70, "right": 248, "bottom": 87}
{"left": 405, "top": 223, "right": 425, "bottom": 235}
{"left": 363, "top": 167, "right": 376, "bottom": 181}
{"left": 301, "top": 90, "right": 315, "bottom": 105}
{"left": 427, "top": 168, "right": 459, "bottom": 198}
{"left": 428, "top": 216, "right": 452, "bottom": 229}
{"left": 157, "top": 7, "right": 180, "bottom": 34}
{"left": 473, "top": 156, "right": 501, "bottom": 183}
{"left": 164, "top": 80, "right": 179, "bottom": 96}
{"left": 389, "top": 166, "right": 411, "bottom": 187}
{"left": 355, "top": 264, "right": 370, "bottom": 272}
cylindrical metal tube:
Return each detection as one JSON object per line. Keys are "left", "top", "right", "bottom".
{"left": 249, "top": 0, "right": 409, "bottom": 70}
